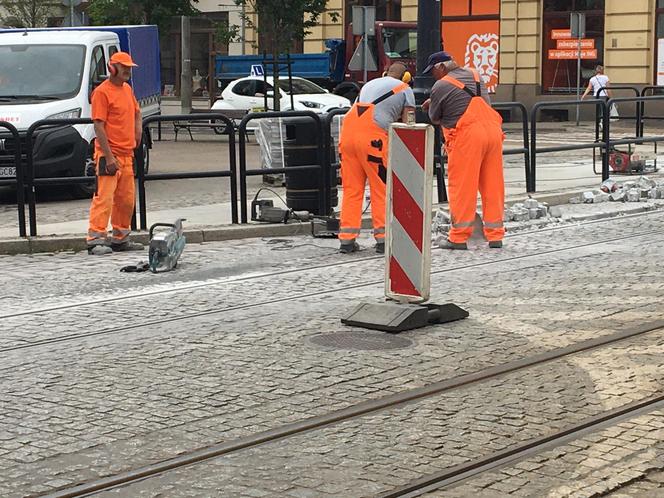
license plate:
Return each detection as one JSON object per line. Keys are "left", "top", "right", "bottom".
{"left": 0, "top": 166, "right": 16, "bottom": 177}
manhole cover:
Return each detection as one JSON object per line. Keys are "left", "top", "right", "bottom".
{"left": 307, "top": 332, "right": 413, "bottom": 351}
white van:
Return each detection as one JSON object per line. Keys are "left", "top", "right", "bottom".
{"left": 0, "top": 26, "right": 161, "bottom": 197}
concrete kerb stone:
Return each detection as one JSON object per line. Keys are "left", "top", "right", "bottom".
{"left": 0, "top": 189, "right": 612, "bottom": 255}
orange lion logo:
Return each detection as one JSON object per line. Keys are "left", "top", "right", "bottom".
{"left": 464, "top": 33, "right": 499, "bottom": 93}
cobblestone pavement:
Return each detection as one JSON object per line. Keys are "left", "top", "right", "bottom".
{"left": 436, "top": 410, "right": 664, "bottom": 498}
{"left": 0, "top": 211, "right": 662, "bottom": 496}
{"left": 95, "top": 330, "right": 664, "bottom": 497}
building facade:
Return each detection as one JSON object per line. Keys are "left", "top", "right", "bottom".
{"left": 204, "top": 0, "right": 664, "bottom": 107}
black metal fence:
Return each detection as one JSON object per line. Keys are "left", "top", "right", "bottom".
{"left": 237, "top": 110, "right": 327, "bottom": 223}
{"left": 6, "top": 94, "right": 663, "bottom": 238}
{"left": 0, "top": 121, "right": 26, "bottom": 237}
{"left": 137, "top": 113, "right": 238, "bottom": 227}
{"left": 530, "top": 99, "right": 608, "bottom": 192}
{"left": 25, "top": 118, "right": 97, "bottom": 236}
{"left": 493, "top": 102, "right": 531, "bottom": 192}
{"left": 602, "top": 94, "right": 664, "bottom": 180}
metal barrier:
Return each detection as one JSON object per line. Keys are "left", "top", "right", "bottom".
{"left": 493, "top": 101, "right": 531, "bottom": 193}
{"left": 639, "top": 86, "right": 664, "bottom": 137}
{"left": 138, "top": 113, "right": 238, "bottom": 228}
{"left": 238, "top": 110, "right": 326, "bottom": 223}
{"left": 0, "top": 121, "right": 27, "bottom": 237}
{"left": 596, "top": 86, "right": 640, "bottom": 138}
{"left": 603, "top": 95, "right": 664, "bottom": 180}
{"left": 530, "top": 99, "right": 608, "bottom": 192}
{"left": 25, "top": 118, "right": 97, "bottom": 236}
{"left": 322, "top": 107, "right": 348, "bottom": 214}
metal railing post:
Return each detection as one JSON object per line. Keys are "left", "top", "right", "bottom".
{"left": 238, "top": 110, "right": 324, "bottom": 224}
{"left": 238, "top": 117, "right": 249, "bottom": 223}
{"left": 0, "top": 122, "right": 26, "bottom": 237}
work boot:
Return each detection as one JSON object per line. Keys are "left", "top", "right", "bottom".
{"left": 111, "top": 241, "right": 144, "bottom": 252}
{"left": 375, "top": 241, "right": 385, "bottom": 254}
{"left": 488, "top": 240, "right": 503, "bottom": 249}
{"left": 438, "top": 239, "right": 468, "bottom": 250}
{"left": 88, "top": 245, "right": 112, "bottom": 255}
{"left": 339, "top": 241, "right": 360, "bottom": 254}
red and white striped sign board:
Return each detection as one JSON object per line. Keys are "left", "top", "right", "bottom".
{"left": 385, "top": 123, "right": 434, "bottom": 303}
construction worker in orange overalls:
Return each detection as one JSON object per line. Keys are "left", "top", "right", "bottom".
{"left": 338, "top": 63, "right": 416, "bottom": 254}
{"left": 423, "top": 51, "right": 505, "bottom": 249}
{"left": 86, "top": 51, "right": 144, "bottom": 255}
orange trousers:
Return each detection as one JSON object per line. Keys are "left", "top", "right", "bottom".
{"left": 86, "top": 155, "right": 135, "bottom": 246}
{"left": 444, "top": 98, "right": 505, "bottom": 243}
{"left": 338, "top": 131, "right": 387, "bottom": 242}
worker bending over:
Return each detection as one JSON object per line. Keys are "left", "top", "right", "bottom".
{"left": 338, "top": 63, "right": 416, "bottom": 254}
{"left": 423, "top": 51, "right": 505, "bottom": 249}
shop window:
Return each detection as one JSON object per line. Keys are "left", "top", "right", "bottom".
{"left": 542, "top": 2, "right": 605, "bottom": 94}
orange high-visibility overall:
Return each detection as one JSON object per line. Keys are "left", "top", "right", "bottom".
{"left": 86, "top": 79, "right": 139, "bottom": 247}
{"left": 338, "top": 82, "right": 409, "bottom": 242}
{"left": 87, "top": 154, "right": 135, "bottom": 246}
{"left": 442, "top": 69, "right": 505, "bottom": 243}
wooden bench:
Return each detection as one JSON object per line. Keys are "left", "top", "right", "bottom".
{"left": 173, "top": 109, "right": 249, "bottom": 141}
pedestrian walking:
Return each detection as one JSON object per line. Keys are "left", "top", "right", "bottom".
{"left": 582, "top": 65, "right": 612, "bottom": 100}
{"left": 338, "top": 63, "right": 416, "bottom": 254}
{"left": 423, "top": 51, "right": 505, "bottom": 249}
{"left": 86, "top": 51, "right": 144, "bottom": 255}
{"left": 581, "top": 65, "right": 617, "bottom": 119}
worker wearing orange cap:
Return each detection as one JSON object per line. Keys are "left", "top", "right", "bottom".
{"left": 338, "top": 63, "right": 415, "bottom": 254}
{"left": 86, "top": 51, "right": 144, "bottom": 254}
{"left": 423, "top": 51, "right": 505, "bottom": 250}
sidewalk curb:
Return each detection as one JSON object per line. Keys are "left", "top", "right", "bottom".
{"left": 0, "top": 189, "right": 590, "bottom": 256}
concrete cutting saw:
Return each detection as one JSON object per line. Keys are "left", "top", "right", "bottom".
{"left": 148, "top": 219, "right": 186, "bottom": 273}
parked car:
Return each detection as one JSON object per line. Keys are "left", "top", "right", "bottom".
{"left": 211, "top": 76, "right": 351, "bottom": 114}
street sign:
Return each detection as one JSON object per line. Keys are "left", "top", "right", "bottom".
{"left": 556, "top": 38, "right": 594, "bottom": 50}
{"left": 548, "top": 49, "right": 597, "bottom": 60}
{"left": 348, "top": 41, "right": 378, "bottom": 72}
{"left": 551, "top": 29, "right": 572, "bottom": 39}
{"left": 250, "top": 64, "right": 264, "bottom": 77}
{"left": 570, "top": 12, "right": 586, "bottom": 38}
{"left": 352, "top": 6, "right": 375, "bottom": 36}
{"left": 61, "top": 0, "right": 82, "bottom": 5}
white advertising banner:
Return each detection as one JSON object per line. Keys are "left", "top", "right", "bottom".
{"left": 658, "top": 39, "right": 664, "bottom": 86}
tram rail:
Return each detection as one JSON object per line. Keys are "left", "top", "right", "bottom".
{"left": 1, "top": 208, "right": 661, "bottom": 323}
{"left": 45, "top": 321, "right": 664, "bottom": 498}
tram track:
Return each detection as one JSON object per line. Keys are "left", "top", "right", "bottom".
{"left": 382, "top": 394, "right": 664, "bottom": 497}
{"left": 44, "top": 321, "right": 664, "bottom": 498}
{"left": 2, "top": 225, "right": 662, "bottom": 354}
{"left": 1, "top": 207, "right": 661, "bottom": 322}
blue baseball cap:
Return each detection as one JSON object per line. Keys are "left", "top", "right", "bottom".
{"left": 423, "top": 51, "right": 453, "bottom": 74}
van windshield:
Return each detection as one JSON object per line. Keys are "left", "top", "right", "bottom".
{"left": 0, "top": 44, "right": 86, "bottom": 100}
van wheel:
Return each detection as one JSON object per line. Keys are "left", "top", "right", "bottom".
{"left": 70, "top": 143, "right": 97, "bottom": 199}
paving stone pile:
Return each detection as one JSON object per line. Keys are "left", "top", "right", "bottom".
{"left": 570, "top": 176, "right": 664, "bottom": 205}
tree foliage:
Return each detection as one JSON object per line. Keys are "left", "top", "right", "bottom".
{"left": 86, "top": 0, "right": 199, "bottom": 35}
{"left": 0, "top": 0, "right": 56, "bottom": 28}
{"left": 234, "top": 0, "right": 339, "bottom": 110}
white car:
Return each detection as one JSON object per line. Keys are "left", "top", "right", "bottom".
{"left": 212, "top": 76, "right": 351, "bottom": 114}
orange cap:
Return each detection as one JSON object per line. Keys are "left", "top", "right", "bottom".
{"left": 109, "top": 52, "right": 138, "bottom": 67}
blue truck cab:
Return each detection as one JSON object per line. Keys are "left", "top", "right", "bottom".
{"left": 0, "top": 25, "right": 161, "bottom": 197}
